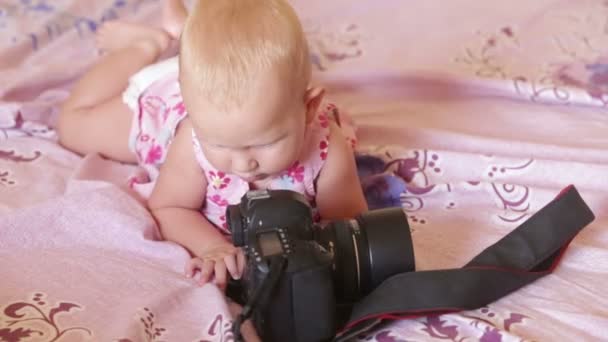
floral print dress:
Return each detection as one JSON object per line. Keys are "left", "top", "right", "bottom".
{"left": 123, "top": 67, "right": 357, "bottom": 233}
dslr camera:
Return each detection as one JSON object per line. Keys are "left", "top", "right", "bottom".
{"left": 226, "top": 189, "right": 414, "bottom": 342}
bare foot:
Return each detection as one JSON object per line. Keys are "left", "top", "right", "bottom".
{"left": 95, "top": 21, "right": 171, "bottom": 55}
{"left": 162, "top": 0, "right": 188, "bottom": 39}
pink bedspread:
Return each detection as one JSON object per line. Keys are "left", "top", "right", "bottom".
{"left": 2, "top": 0, "right": 608, "bottom": 341}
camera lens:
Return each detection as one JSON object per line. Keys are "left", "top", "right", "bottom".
{"left": 315, "top": 220, "right": 361, "bottom": 302}
{"left": 358, "top": 208, "right": 415, "bottom": 290}
{"left": 227, "top": 204, "right": 245, "bottom": 246}
{"left": 316, "top": 208, "right": 415, "bottom": 302}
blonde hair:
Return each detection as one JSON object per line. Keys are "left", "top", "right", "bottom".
{"left": 179, "top": 0, "right": 311, "bottom": 108}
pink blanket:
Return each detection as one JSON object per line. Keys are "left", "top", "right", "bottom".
{"left": 2, "top": 0, "right": 608, "bottom": 341}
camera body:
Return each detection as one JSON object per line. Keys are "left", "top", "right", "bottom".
{"left": 227, "top": 189, "right": 413, "bottom": 342}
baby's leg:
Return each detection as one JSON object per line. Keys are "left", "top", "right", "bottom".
{"left": 57, "top": 23, "right": 171, "bottom": 163}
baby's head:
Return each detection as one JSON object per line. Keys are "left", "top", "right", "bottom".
{"left": 179, "top": 0, "right": 323, "bottom": 182}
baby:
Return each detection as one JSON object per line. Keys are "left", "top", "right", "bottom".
{"left": 57, "top": 0, "right": 368, "bottom": 289}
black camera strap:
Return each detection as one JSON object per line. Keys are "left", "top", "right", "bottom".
{"left": 334, "top": 185, "right": 595, "bottom": 341}
{"left": 232, "top": 256, "right": 287, "bottom": 342}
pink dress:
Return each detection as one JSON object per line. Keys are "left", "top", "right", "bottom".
{"left": 124, "top": 68, "right": 357, "bottom": 233}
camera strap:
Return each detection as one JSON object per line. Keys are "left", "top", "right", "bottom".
{"left": 334, "top": 185, "right": 595, "bottom": 341}
{"left": 232, "top": 256, "right": 287, "bottom": 342}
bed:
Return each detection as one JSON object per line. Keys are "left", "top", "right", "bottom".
{"left": 1, "top": 0, "right": 607, "bottom": 341}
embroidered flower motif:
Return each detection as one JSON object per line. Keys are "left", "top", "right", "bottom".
{"left": 145, "top": 144, "right": 163, "bottom": 164}
{"left": 208, "top": 171, "right": 231, "bottom": 189}
{"left": 286, "top": 161, "right": 305, "bottom": 183}
{"left": 139, "top": 134, "right": 150, "bottom": 142}
{"left": 219, "top": 215, "right": 228, "bottom": 230}
{"left": 277, "top": 175, "right": 299, "bottom": 189}
{"left": 172, "top": 101, "right": 186, "bottom": 116}
{"left": 0, "top": 294, "right": 91, "bottom": 341}
{"left": 319, "top": 136, "right": 329, "bottom": 160}
{"left": 210, "top": 194, "right": 229, "bottom": 207}
{"left": 141, "top": 95, "right": 167, "bottom": 120}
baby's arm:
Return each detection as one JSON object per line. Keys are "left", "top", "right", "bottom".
{"left": 148, "top": 118, "right": 245, "bottom": 287}
{"left": 315, "top": 122, "right": 368, "bottom": 220}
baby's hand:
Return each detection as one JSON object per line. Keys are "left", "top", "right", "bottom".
{"left": 186, "top": 243, "right": 246, "bottom": 289}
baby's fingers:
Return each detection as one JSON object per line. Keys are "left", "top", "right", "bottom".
{"left": 198, "top": 259, "right": 215, "bottom": 286}
{"left": 185, "top": 258, "right": 204, "bottom": 278}
{"left": 237, "top": 249, "right": 247, "bottom": 276}
{"left": 214, "top": 261, "right": 228, "bottom": 288}
{"left": 224, "top": 255, "right": 239, "bottom": 280}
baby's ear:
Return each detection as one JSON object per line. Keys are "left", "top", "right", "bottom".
{"left": 304, "top": 86, "right": 325, "bottom": 124}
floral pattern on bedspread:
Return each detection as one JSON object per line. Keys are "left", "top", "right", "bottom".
{"left": 0, "top": 147, "right": 41, "bottom": 187}
{"left": 358, "top": 306, "right": 530, "bottom": 342}
{"left": 0, "top": 293, "right": 91, "bottom": 341}
{"left": 357, "top": 149, "right": 536, "bottom": 226}
{"left": 0, "top": 0, "right": 160, "bottom": 53}
{"left": 2, "top": 0, "right": 608, "bottom": 342}
{"left": 454, "top": 0, "right": 608, "bottom": 107}
{"left": 307, "top": 22, "right": 364, "bottom": 72}
{"left": 0, "top": 110, "right": 54, "bottom": 141}
{"left": 0, "top": 296, "right": 238, "bottom": 342}
{"left": 0, "top": 109, "right": 53, "bottom": 191}
{"left": 120, "top": 308, "right": 170, "bottom": 342}
{"left": 197, "top": 314, "right": 235, "bottom": 342}
{"left": 0, "top": 292, "right": 532, "bottom": 341}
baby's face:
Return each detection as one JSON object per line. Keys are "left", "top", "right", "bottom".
{"left": 183, "top": 72, "right": 309, "bottom": 183}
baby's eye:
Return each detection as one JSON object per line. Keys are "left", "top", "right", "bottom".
{"left": 256, "top": 141, "right": 276, "bottom": 149}
{"left": 205, "top": 143, "right": 226, "bottom": 150}
{"left": 254, "top": 134, "right": 287, "bottom": 149}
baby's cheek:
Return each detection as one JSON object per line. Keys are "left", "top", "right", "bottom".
{"left": 258, "top": 149, "right": 286, "bottom": 172}
{"left": 205, "top": 150, "right": 232, "bottom": 172}
{"left": 276, "top": 144, "right": 300, "bottom": 167}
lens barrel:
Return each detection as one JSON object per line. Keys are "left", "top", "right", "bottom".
{"left": 317, "top": 208, "right": 414, "bottom": 302}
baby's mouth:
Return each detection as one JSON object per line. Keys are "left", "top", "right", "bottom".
{"left": 242, "top": 173, "right": 268, "bottom": 182}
